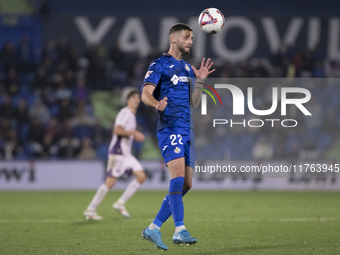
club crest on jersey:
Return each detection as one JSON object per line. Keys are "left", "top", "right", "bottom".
{"left": 174, "top": 147, "right": 181, "bottom": 154}
{"left": 145, "top": 71, "right": 153, "bottom": 79}
{"left": 185, "top": 64, "right": 190, "bottom": 71}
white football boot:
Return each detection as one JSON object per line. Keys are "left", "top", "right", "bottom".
{"left": 83, "top": 210, "right": 103, "bottom": 220}
{"left": 113, "top": 202, "right": 130, "bottom": 218}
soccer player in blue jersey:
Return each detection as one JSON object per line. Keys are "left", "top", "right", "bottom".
{"left": 141, "top": 23, "right": 215, "bottom": 251}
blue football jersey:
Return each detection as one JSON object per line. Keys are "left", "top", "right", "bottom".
{"left": 143, "top": 53, "right": 196, "bottom": 132}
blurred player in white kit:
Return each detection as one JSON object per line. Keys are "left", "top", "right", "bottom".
{"left": 83, "top": 88, "right": 146, "bottom": 220}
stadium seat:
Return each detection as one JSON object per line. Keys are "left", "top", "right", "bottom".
{"left": 49, "top": 104, "right": 60, "bottom": 117}
{"left": 96, "top": 143, "right": 109, "bottom": 160}
{"left": 19, "top": 123, "right": 30, "bottom": 142}
{"left": 19, "top": 83, "right": 31, "bottom": 97}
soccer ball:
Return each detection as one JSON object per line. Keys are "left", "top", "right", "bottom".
{"left": 198, "top": 8, "right": 225, "bottom": 34}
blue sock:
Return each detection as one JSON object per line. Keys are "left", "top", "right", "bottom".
{"left": 153, "top": 188, "right": 189, "bottom": 227}
{"left": 153, "top": 195, "right": 171, "bottom": 227}
{"left": 168, "top": 177, "right": 185, "bottom": 227}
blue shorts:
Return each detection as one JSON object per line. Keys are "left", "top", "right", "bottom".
{"left": 157, "top": 127, "right": 195, "bottom": 169}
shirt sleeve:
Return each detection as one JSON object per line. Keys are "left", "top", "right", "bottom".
{"left": 143, "top": 59, "right": 162, "bottom": 87}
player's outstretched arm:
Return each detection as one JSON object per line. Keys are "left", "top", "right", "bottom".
{"left": 191, "top": 58, "right": 215, "bottom": 107}
{"left": 134, "top": 131, "right": 145, "bottom": 142}
{"left": 142, "top": 85, "right": 167, "bottom": 111}
{"left": 114, "top": 125, "right": 144, "bottom": 141}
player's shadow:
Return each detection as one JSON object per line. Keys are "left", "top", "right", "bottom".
{"left": 71, "top": 219, "right": 104, "bottom": 226}
{"left": 71, "top": 217, "right": 129, "bottom": 226}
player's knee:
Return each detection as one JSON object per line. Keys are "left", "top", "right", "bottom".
{"left": 183, "top": 177, "right": 192, "bottom": 191}
{"left": 105, "top": 182, "right": 114, "bottom": 189}
{"left": 136, "top": 171, "right": 146, "bottom": 184}
{"left": 169, "top": 162, "right": 185, "bottom": 177}
{"left": 183, "top": 182, "right": 192, "bottom": 191}
{"left": 105, "top": 177, "right": 116, "bottom": 189}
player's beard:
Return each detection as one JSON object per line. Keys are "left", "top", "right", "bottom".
{"left": 178, "top": 44, "right": 191, "bottom": 55}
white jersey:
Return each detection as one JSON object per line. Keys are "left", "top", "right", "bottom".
{"left": 108, "top": 107, "right": 136, "bottom": 156}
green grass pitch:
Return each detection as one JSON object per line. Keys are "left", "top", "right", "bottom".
{"left": 1, "top": 190, "right": 340, "bottom": 254}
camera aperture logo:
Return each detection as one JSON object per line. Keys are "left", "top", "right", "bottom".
{"left": 197, "top": 82, "right": 223, "bottom": 107}
{"left": 199, "top": 83, "right": 312, "bottom": 128}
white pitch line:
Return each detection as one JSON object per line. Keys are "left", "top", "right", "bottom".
{"left": 146, "top": 218, "right": 340, "bottom": 222}
{"left": 1, "top": 218, "right": 340, "bottom": 224}
{"left": 195, "top": 218, "right": 340, "bottom": 222}
{"left": 0, "top": 219, "right": 83, "bottom": 223}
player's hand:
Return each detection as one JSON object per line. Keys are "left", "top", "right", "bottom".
{"left": 156, "top": 97, "right": 168, "bottom": 111}
{"left": 191, "top": 58, "right": 215, "bottom": 82}
{"left": 134, "top": 131, "right": 145, "bottom": 142}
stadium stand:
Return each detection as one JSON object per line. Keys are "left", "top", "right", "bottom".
{"left": 0, "top": 0, "right": 339, "bottom": 161}
{"left": 1, "top": 33, "right": 339, "bottom": 161}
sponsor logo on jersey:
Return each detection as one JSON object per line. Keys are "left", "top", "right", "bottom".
{"left": 169, "top": 65, "right": 174, "bottom": 68}
{"left": 179, "top": 76, "right": 190, "bottom": 82}
{"left": 171, "top": 74, "right": 179, "bottom": 84}
{"left": 145, "top": 71, "right": 153, "bottom": 79}
{"left": 174, "top": 147, "right": 181, "bottom": 154}
{"left": 162, "top": 145, "right": 168, "bottom": 151}
{"left": 185, "top": 64, "right": 190, "bottom": 71}
{"left": 171, "top": 75, "right": 190, "bottom": 85}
